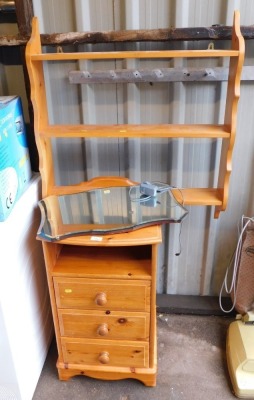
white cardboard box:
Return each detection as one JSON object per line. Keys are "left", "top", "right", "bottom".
{"left": 0, "top": 174, "right": 53, "bottom": 400}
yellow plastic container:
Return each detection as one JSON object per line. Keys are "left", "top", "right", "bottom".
{"left": 227, "top": 320, "right": 254, "bottom": 398}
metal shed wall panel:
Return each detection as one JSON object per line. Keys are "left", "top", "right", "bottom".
{"left": 32, "top": 0, "right": 254, "bottom": 296}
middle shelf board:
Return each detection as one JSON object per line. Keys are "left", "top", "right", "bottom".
{"left": 171, "top": 188, "right": 223, "bottom": 206}
{"left": 31, "top": 49, "right": 239, "bottom": 61}
{"left": 40, "top": 124, "right": 231, "bottom": 139}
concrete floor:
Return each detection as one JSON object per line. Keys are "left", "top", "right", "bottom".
{"left": 33, "top": 314, "right": 237, "bottom": 400}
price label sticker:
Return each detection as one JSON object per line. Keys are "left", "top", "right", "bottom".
{"left": 104, "top": 190, "right": 110, "bottom": 194}
{"left": 90, "top": 236, "right": 103, "bottom": 241}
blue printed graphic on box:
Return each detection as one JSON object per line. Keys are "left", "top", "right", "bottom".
{"left": 0, "top": 96, "right": 32, "bottom": 221}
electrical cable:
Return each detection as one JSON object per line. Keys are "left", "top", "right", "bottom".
{"left": 128, "top": 186, "right": 153, "bottom": 203}
{"left": 129, "top": 181, "right": 186, "bottom": 212}
{"left": 129, "top": 180, "right": 188, "bottom": 258}
{"left": 219, "top": 215, "right": 254, "bottom": 313}
{"left": 151, "top": 181, "right": 173, "bottom": 193}
{"left": 151, "top": 180, "right": 185, "bottom": 207}
{"left": 175, "top": 218, "right": 183, "bottom": 256}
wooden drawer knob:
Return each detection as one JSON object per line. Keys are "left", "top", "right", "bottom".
{"left": 98, "top": 351, "right": 110, "bottom": 364}
{"left": 97, "top": 323, "right": 109, "bottom": 336}
{"left": 94, "top": 292, "right": 107, "bottom": 306}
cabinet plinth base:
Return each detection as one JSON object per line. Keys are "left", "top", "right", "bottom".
{"left": 57, "top": 360, "right": 157, "bottom": 387}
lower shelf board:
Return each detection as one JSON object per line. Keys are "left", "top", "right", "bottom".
{"left": 171, "top": 187, "right": 223, "bottom": 206}
{"left": 57, "top": 360, "right": 157, "bottom": 387}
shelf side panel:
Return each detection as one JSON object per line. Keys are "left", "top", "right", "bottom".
{"left": 215, "top": 10, "right": 245, "bottom": 218}
{"left": 26, "top": 17, "right": 54, "bottom": 197}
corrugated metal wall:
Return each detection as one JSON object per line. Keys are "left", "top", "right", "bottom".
{"left": 31, "top": 0, "right": 254, "bottom": 296}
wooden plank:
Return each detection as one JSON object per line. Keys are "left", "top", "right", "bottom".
{"left": 51, "top": 175, "right": 139, "bottom": 192}
{"left": 215, "top": 10, "right": 244, "bottom": 218}
{"left": 171, "top": 188, "right": 223, "bottom": 206}
{"left": 0, "top": 35, "right": 28, "bottom": 46}
{"left": 58, "top": 309, "right": 150, "bottom": 340}
{"left": 48, "top": 225, "right": 162, "bottom": 247}
{"left": 54, "top": 277, "right": 151, "bottom": 312}
{"left": 61, "top": 337, "right": 149, "bottom": 368}
{"left": 26, "top": 17, "right": 53, "bottom": 196}
{"left": 52, "top": 245, "right": 152, "bottom": 279}
{"left": 150, "top": 245, "right": 158, "bottom": 369}
{"left": 69, "top": 65, "right": 254, "bottom": 84}
{"left": 39, "top": 25, "right": 254, "bottom": 44}
{"left": 14, "top": 0, "right": 34, "bottom": 36}
{"left": 41, "top": 124, "right": 230, "bottom": 139}
{"left": 31, "top": 49, "right": 239, "bottom": 61}
{"left": 2, "top": 25, "right": 254, "bottom": 47}
{"left": 69, "top": 66, "right": 228, "bottom": 84}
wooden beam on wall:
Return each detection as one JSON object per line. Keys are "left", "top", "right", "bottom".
{"left": 69, "top": 66, "right": 254, "bottom": 84}
{"left": 40, "top": 25, "right": 254, "bottom": 45}
{"left": 1, "top": 24, "right": 254, "bottom": 47}
{"left": 14, "top": 0, "right": 33, "bottom": 36}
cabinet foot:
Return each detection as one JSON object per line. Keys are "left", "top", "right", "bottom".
{"left": 57, "top": 361, "right": 157, "bottom": 387}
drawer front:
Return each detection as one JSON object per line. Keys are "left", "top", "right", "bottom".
{"left": 58, "top": 309, "right": 150, "bottom": 340}
{"left": 54, "top": 278, "right": 150, "bottom": 312}
{"left": 61, "top": 337, "right": 149, "bottom": 368}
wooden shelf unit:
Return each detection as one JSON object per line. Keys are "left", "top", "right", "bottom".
{"left": 25, "top": 11, "right": 244, "bottom": 386}
{"left": 26, "top": 11, "right": 244, "bottom": 218}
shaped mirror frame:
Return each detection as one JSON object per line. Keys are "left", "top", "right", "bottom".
{"left": 37, "top": 185, "right": 188, "bottom": 241}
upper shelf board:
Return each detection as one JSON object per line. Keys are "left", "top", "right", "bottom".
{"left": 31, "top": 49, "right": 239, "bottom": 62}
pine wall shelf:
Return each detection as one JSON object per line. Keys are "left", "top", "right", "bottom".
{"left": 26, "top": 11, "right": 244, "bottom": 218}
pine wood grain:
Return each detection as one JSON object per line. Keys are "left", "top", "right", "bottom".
{"left": 31, "top": 49, "right": 239, "bottom": 61}
{"left": 215, "top": 10, "right": 245, "bottom": 217}
{"left": 55, "top": 225, "right": 162, "bottom": 246}
{"left": 58, "top": 309, "right": 150, "bottom": 340}
{"left": 40, "top": 123, "right": 231, "bottom": 139}
{"left": 61, "top": 337, "right": 149, "bottom": 368}
{"left": 53, "top": 277, "right": 151, "bottom": 312}
{"left": 53, "top": 245, "right": 152, "bottom": 279}
{"left": 26, "top": 14, "right": 244, "bottom": 213}
{"left": 57, "top": 361, "right": 157, "bottom": 386}
{"left": 25, "top": 11, "right": 244, "bottom": 388}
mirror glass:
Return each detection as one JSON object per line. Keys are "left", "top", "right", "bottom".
{"left": 37, "top": 185, "right": 188, "bottom": 241}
